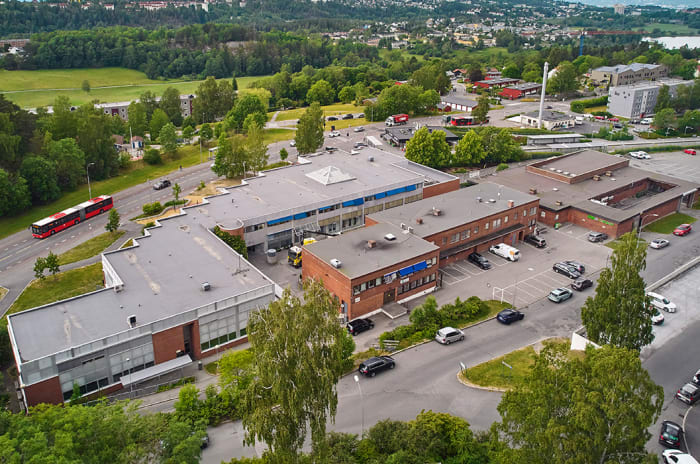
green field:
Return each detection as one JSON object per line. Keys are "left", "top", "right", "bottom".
{"left": 638, "top": 23, "right": 698, "bottom": 34}
{"left": 643, "top": 212, "right": 697, "bottom": 234}
{"left": 0, "top": 68, "right": 267, "bottom": 108}
{"left": 275, "top": 103, "right": 362, "bottom": 121}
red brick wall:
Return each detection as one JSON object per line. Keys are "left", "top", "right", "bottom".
{"left": 24, "top": 375, "right": 63, "bottom": 406}
{"left": 538, "top": 207, "right": 570, "bottom": 226}
{"left": 569, "top": 209, "right": 619, "bottom": 236}
{"left": 217, "top": 225, "right": 244, "bottom": 238}
{"left": 302, "top": 250, "right": 352, "bottom": 314}
{"left": 644, "top": 197, "right": 682, "bottom": 228}
{"left": 500, "top": 88, "right": 522, "bottom": 100}
{"left": 152, "top": 325, "right": 185, "bottom": 364}
{"left": 423, "top": 178, "right": 460, "bottom": 199}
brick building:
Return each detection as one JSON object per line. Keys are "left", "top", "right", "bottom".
{"left": 590, "top": 63, "right": 667, "bottom": 87}
{"left": 474, "top": 77, "right": 520, "bottom": 89}
{"left": 499, "top": 82, "right": 542, "bottom": 100}
{"left": 494, "top": 150, "right": 698, "bottom": 238}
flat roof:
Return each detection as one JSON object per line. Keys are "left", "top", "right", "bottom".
{"left": 476, "top": 77, "right": 520, "bottom": 85}
{"left": 304, "top": 223, "right": 439, "bottom": 280}
{"left": 533, "top": 149, "right": 620, "bottom": 174}
{"left": 523, "top": 110, "right": 573, "bottom": 121}
{"left": 367, "top": 182, "right": 538, "bottom": 238}
{"left": 384, "top": 126, "right": 458, "bottom": 142}
{"left": 194, "top": 149, "right": 456, "bottom": 228}
{"left": 527, "top": 133, "right": 583, "bottom": 140}
{"left": 594, "top": 63, "right": 662, "bottom": 73}
{"left": 440, "top": 95, "right": 478, "bottom": 107}
{"left": 493, "top": 151, "right": 699, "bottom": 222}
{"left": 609, "top": 78, "right": 691, "bottom": 91}
{"left": 9, "top": 213, "right": 274, "bottom": 362}
{"left": 504, "top": 82, "right": 542, "bottom": 91}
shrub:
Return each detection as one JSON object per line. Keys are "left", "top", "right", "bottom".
{"left": 118, "top": 152, "right": 131, "bottom": 169}
{"left": 143, "top": 148, "right": 162, "bottom": 165}
{"left": 141, "top": 222, "right": 155, "bottom": 235}
{"left": 164, "top": 199, "right": 186, "bottom": 208}
{"left": 570, "top": 96, "right": 608, "bottom": 114}
{"left": 142, "top": 202, "right": 163, "bottom": 216}
{"left": 496, "top": 163, "right": 509, "bottom": 171}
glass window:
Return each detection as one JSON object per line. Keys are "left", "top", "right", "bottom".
{"left": 360, "top": 282, "right": 367, "bottom": 292}
{"left": 450, "top": 233, "right": 459, "bottom": 243}
{"left": 523, "top": 210, "right": 527, "bottom": 217}
{"left": 485, "top": 222, "right": 489, "bottom": 230}
{"left": 540, "top": 211, "right": 546, "bottom": 218}
{"left": 460, "top": 230, "right": 470, "bottom": 240}
{"left": 432, "top": 257, "right": 437, "bottom": 265}
{"left": 442, "top": 237, "right": 447, "bottom": 245}
{"left": 473, "top": 225, "right": 479, "bottom": 234}
{"left": 368, "top": 279, "right": 375, "bottom": 289}
{"left": 353, "top": 286, "right": 360, "bottom": 295}
{"left": 555, "top": 214, "right": 559, "bottom": 220}
{"left": 375, "top": 277, "right": 382, "bottom": 286}
{"left": 504, "top": 216, "right": 508, "bottom": 224}
{"left": 531, "top": 207, "right": 536, "bottom": 215}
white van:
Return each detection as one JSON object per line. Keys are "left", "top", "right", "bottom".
{"left": 575, "top": 116, "right": 584, "bottom": 125}
{"left": 662, "top": 450, "right": 699, "bottom": 464}
{"left": 640, "top": 117, "right": 653, "bottom": 125}
{"left": 489, "top": 243, "right": 520, "bottom": 262}
{"left": 647, "top": 291, "right": 677, "bottom": 313}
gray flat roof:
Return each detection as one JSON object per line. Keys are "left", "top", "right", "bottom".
{"left": 533, "top": 150, "right": 620, "bottom": 174}
{"left": 594, "top": 63, "right": 662, "bottom": 73}
{"left": 385, "top": 126, "right": 458, "bottom": 142}
{"left": 523, "top": 110, "right": 573, "bottom": 121}
{"left": 440, "top": 95, "right": 478, "bottom": 107}
{"left": 527, "top": 134, "right": 583, "bottom": 140}
{"left": 505, "top": 82, "right": 542, "bottom": 91}
{"left": 9, "top": 213, "right": 274, "bottom": 362}
{"left": 367, "top": 182, "right": 539, "bottom": 238}
{"left": 493, "top": 152, "right": 699, "bottom": 222}
{"left": 190, "top": 148, "right": 456, "bottom": 228}
{"left": 304, "top": 223, "right": 438, "bottom": 280}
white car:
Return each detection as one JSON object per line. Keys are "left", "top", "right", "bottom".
{"left": 649, "top": 238, "right": 670, "bottom": 249}
{"left": 652, "top": 307, "right": 665, "bottom": 325}
{"left": 629, "top": 151, "right": 650, "bottom": 159}
{"left": 353, "top": 126, "right": 365, "bottom": 132}
{"left": 641, "top": 117, "right": 654, "bottom": 125}
{"left": 290, "top": 140, "right": 296, "bottom": 147}
{"left": 328, "top": 131, "right": 341, "bottom": 138}
{"left": 662, "top": 450, "right": 699, "bottom": 464}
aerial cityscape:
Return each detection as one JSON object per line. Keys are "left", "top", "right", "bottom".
{"left": 1, "top": 0, "right": 700, "bottom": 462}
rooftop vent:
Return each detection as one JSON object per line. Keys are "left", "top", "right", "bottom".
{"left": 384, "top": 233, "right": 397, "bottom": 241}
{"left": 431, "top": 207, "right": 442, "bottom": 216}
{"left": 569, "top": 173, "right": 576, "bottom": 177}
{"left": 563, "top": 171, "right": 569, "bottom": 176}
{"left": 127, "top": 315, "right": 137, "bottom": 328}
{"left": 488, "top": 199, "right": 496, "bottom": 203}
{"left": 416, "top": 217, "right": 424, "bottom": 224}
{"left": 593, "top": 175, "right": 601, "bottom": 181}
{"left": 368, "top": 156, "right": 375, "bottom": 162}
{"left": 555, "top": 200, "right": 563, "bottom": 206}
{"left": 476, "top": 196, "right": 482, "bottom": 202}
{"left": 407, "top": 227, "right": 414, "bottom": 234}
{"left": 367, "top": 240, "right": 377, "bottom": 248}
{"left": 552, "top": 187, "right": 559, "bottom": 191}
{"left": 605, "top": 171, "right": 612, "bottom": 177}
{"left": 556, "top": 169, "right": 563, "bottom": 173}
{"left": 529, "top": 188, "right": 537, "bottom": 194}
{"left": 330, "top": 258, "right": 342, "bottom": 268}
{"left": 508, "top": 200, "right": 514, "bottom": 208}
{"left": 400, "top": 223, "right": 407, "bottom": 230}
{"left": 114, "top": 284, "right": 123, "bottom": 293}
{"left": 201, "top": 282, "right": 211, "bottom": 292}
{"left": 549, "top": 168, "right": 556, "bottom": 171}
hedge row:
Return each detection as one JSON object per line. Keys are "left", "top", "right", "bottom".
{"left": 571, "top": 96, "right": 608, "bottom": 113}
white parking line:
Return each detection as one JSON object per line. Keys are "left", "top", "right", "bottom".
{"left": 441, "top": 267, "right": 463, "bottom": 279}
{"left": 452, "top": 263, "right": 480, "bottom": 276}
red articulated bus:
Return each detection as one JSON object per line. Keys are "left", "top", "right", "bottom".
{"left": 31, "top": 195, "right": 114, "bottom": 239}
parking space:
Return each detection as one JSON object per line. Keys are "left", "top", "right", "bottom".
{"left": 629, "top": 150, "right": 700, "bottom": 184}
{"left": 434, "top": 225, "right": 611, "bottom": 309}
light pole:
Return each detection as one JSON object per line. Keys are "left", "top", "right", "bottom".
{"left": 86, "top": 162, "right": 95, "bottom": 200}
{"left": 353, "top": 375, "right": 364, "bottom": 437}
{"left": 126, "top": 357, "right": 132, "bottom": 399}
{"left": 637, "top": 213, "right": 658, "bottom": 233}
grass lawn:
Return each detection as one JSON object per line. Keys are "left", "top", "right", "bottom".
{"left": 584, "top": 106, "right": 608, "bottom": 114}
{"left": 6, "top": 263, "right": 103, "bottom": 316}
{"left": 643, "top": 213, "right": 697, "bottom": 234}
{"left": 639, "top": 23, "right": 697, "bottom": 34}
{"left": 693, "top": 196, "right": 700, "bottom": 210}
{"left": 263, "top": 128, "right": 295, "bottom": 144}
{"left": 0, "top": 67, "right": 266, "bottom": 108}
{"left": 0, "top": 286, "right": 7, "bottom": 303}
{"left": 120, "top": 238, "right": 134, "bottom": 249}
{"left": 58, "top": 230, "right": 126, "bottom": 265}
{"left": 276, "top": 103, "right": 362, "bottom": 121}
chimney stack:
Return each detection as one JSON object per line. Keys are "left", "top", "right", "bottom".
{"left": 508, "top": 200, "right": 514, "bottom": 208}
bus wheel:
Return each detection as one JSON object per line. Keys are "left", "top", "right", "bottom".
{"left": 75, "top": 219, "right": 79, "bottom": 225}
{"left": 99, "top": 209, "right": 103, "bottom": 214}
{"left": 50, "top": 230, "right": 55, "bottom": 236}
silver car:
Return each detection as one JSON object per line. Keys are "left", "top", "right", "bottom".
{"left": 435, "top": 327, "right": 464, "bottom": 345}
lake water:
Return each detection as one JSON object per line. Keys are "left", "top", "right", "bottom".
{"left": 643, "top": 36, "right": 700, "bottom": 49}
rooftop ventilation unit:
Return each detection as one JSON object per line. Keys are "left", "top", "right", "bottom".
{"left": 563, "top": 171, "right": 569, "bottom": 176}
{"left": 201, "top": 282, "right": 211, "bottom": 291}
{"left": 384, "top": 233, "right": 397, "bottom": 241}
{"left": 431, "top": 207, "right": 442, "bottom": 216}
{"left": 556, "top": 169, "right": 563, "bottom": 173}
{"left": 114, "top": 284, "right": 123, "bottom": 293}
{"left": 549, "top": 168, "right": 556, "bottom": 171}
{"left": 529, "top": 188, "right": 537, "bottom": 194}
{"left": 552, "top": 187, "right": 559, "bottom": 191}
{"left": 407, "top": 227, "right": 414, "bottom": 234}
{"left": 367, "top": 240, "right": 377, "bottom": 248}
{"left": 368, "top": 156, "right": 375, "bottom": 162}
{"left": 593, "top": 175, "right": 601, "bottom": 181}
{"left": 127, "top": 315, "right": 137, "bottom": 328}
{"left": 488, "top": 199, "right": 496, "bottom": 203}
{"left": 400, "top": 223, "right": 407, "bottom": 230}
{"left": 330, "top": 258, "right": 342, "bottom": 268}
{"left": 508, "top": 200, "right": 515, "bottom": 208}
{"left": 605, "top": 171, "right": 612, "bottom": 176}
{"left": 416, "top": 217, "right": 424, "bottom": 224}
{"left": 476, "top": 196, "right": 482, "bottom": 202}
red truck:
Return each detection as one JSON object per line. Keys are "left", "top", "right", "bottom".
{"left": 385, "top": 114, "right": 409, "bottom": 126}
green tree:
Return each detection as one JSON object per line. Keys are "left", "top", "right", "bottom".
{"left": 0, "top": 113, "right": 22, "bottom": 171}
{"left": 75, "top": 105, "right": 120, "bottom": 180}
{"left": 173, "top": 183, "right": 181, "bottom": 202}
{"left": 44, "top": 138, "right": 85, "bottom": 191}
{"left": 199, "top": 123, "right": 213, "bottom": 145}
{"left": 159, "top": 122, "right": 178, "bottom": 154}
{"left": 44, "top": 251, "right": 60, "bottom": 276}
{"left": 127, "top": 102, "right": 148, "bottom": 137}
{"left": 242, "top": 112, "right": 267, "bottom": 134}
{"left": 143, "top": 148, "right": 162, "bottom": 165}
{"left": 581, "top": 232, "right": 654, "bottom": 350}
{"left": 306, "top": 79, "right": 335, "bottom": 106}
{"left": 654, "top": 108, "right": 677, "bottom": 132}
{"left": 149, "top": 108, "right": 170, "bottom": 140}
{"left": 502, "top": 64, "right": 521, "bottom": 79}
{"left": 494, "top": 343, "right": 662, "bottom": 464}
{"left": 20, "top": 156, "right": 60, "bottom": 204}
{"left": 246, "top": 122, "right": 269, "bottom": 174}
{"left": 337, "top": 86, "right": 356, "bottom": 104}
{"left": 678, "top": 109, "right": 700, "bottom": 134}
{"left": 547, "top": 61, "right": 580, "bottom": 94}
{"left": 34, "top": 256, "right": 46, "bottom": 280}
{"left": 160, "top": 86, "right": 183, "bottom": 127}
{"left": 225, "top": 95, "right": 268, "bottom": 131}
{"left": 454, "top": 130, "right": 486, "bottom": 166}
{"left": 295, "top": 102, "right": 324, "bottom": 155}
{"left": 405, "top": 127, "right": 450, "bottom": 168}
{"left": 140, "top": 90, "right": 159, "bottom": 122}
{"left": 237, "top": 282, "right": 348, "bottom": 462}
{"left": 105, "top": 208, "right": 120, "bottom": 233}
{"left": 472, "top": 93, "right": 490, "bottom": 123}
{"left": 0, "top": 169, "right": 30, "bottom": 217}
{"left": 655, "top": 85, "right": 672, "bottom": 112}
{"left": 213, "top": 133, "right": 248, "bottom": 178}
{"left": 213, "top": 225, "right": 248, "bottom": 258}
{"left": 279, "top": 148, "right": 289, "bottom": 161}
{"left": 81, "top": 80, "right": 90, "bottom": 93}
{"left": 182, "top": 125, "right": 194, "bottom": 142}
{"left": 193, "top": 76, "right": 236, "bottom": 123}
{"left": 48, "top": 96, "right": 78, "bottom": 140}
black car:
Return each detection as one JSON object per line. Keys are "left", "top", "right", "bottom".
{"left": 153, "top": 179, "right": 171, "bottom": 190}
{"left": 564, "top": 260, "right": 585, "bottom": 273}
{"left": 523, "top": 234, "right": 547, "bottom": 248}
{"left": 571, "top": 278, "right": 593, "bottom": 291}
{"left": 659, "top": 420, "right": 683, "bottom": 448}
{"left": 354, "top": 142, "right": 368, "bottom": 149}
{"left": 468, "top": 252, "right": 492, "bottom": 270}
{"left": 497, "top": 309, "right": 524, "bottom": 325}
{"left": 327, "top": 116, "right": 338, "bottom": 121}
{"left": 347, "top": 318, "right": 374, "bottom": 336}
{"left": 358, "top": 356, "right": 395, "bottom": 377}
{"left": 325, "top": 146, "right": 338, "bottom": 152}
{"left": 553, "top": 262, "right": 580, "bottom": 279}
{"left": 342, "top": 113, "right": 354, "bottom": 120}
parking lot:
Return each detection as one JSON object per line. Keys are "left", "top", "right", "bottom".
{"left": 434, "top": 224, "right": 611, "bottom": 309}
{"left": 628, "top": 149, "right": 700, "bottom": 184}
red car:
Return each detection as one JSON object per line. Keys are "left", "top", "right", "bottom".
{"left": 609, "top": 117, "right": 619, "bottom": 122}
{"left": 684, "top": 149, "right": 697, "bottom": 155}
{"left": 673, "top": 224, "right": 692, "bottom": 236}
{"left": 594, "top": 115, "right": 605, "bottom": 120}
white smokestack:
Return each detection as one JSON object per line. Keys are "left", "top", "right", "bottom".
{"left": 538, "top": 61, "right": 549, "bottom": 129}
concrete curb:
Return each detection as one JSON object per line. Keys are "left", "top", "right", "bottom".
{"left": 683, "top": 404, "right": 693, "bottom": 454}
{"left": 646, "top": 256, "right": 700, "bottom": 292}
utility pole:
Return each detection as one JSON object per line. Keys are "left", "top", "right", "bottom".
{"left": 538, "top": 62, "right": 549, "bottom": 129}
{"left": 86, "top": 162, "right": 95, "bottom": 200}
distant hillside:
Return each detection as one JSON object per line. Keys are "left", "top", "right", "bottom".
{"left": 571, "top": 0, "right": 699, "bottom": 9}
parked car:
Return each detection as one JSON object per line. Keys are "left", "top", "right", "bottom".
{"left": 325, "top": 146, "right": 338, "bottom": 152}
{"left": 563, "top": 260, "right": 585, "bottom": 273}
{"left": 684, "top": 148, "right": 697, "bottom": 155}
{"left": 594, "top": 115, "right": 606, "bottom": 120}
{"left": 468, "top": 252, "right": 492, "bottom": 270}
{"left": 612, "top": 123, "right": 623, "bottom": 130}
{"left": 641, "top": 117, "right": 653, "bottom": 125}
{"left": 647, "top": 291, "right": 677, "bottom": 313}
{"left": 327, "top": 116, "right": 338, "bottom": 121}
{"left": 354, "top": 142, "right": 367, "bottom": 149}
{"left": 347, "top": 318, "right": 374, "bottom": 336}
{"left": 353, "top": 126, "right": 365, "bottom": 132}
{"left": 553, "top": 262, "right": 581, "bottom": 279}
{"left": 497, "top": 309, "right": 524, "bottom": 325}
{"left": 659, "top": 421, "right": 683, "bottom": 448}
{"left": 571, "top": 278, "right": 593, "bottom": 291}
{"left": 435, "top": 327, "right": 465, "bottom": 345}
{"left": 652, "top": 307, "right": 665, "bottom": 325}
{"left": 693, "top": 369, "right": 700, "bottom": 386}
{"left": 676, "top": 383, "right": 700, "bottom": 405}
{"left": 489, "top": 243, "right": 520, "bottom": 261}
{"left": 662, "top": 449, "right": 700, "bottom": 464}
{"left": 548, "top": 287, "right": 573, "bottom": 303}
{"left": 650, "top": 238, "right": 670, "bottom": 249}
{"left": 357, "top": 113, "right": 365, "bottom": 118}
{"left": 200, "top": 433, "right": 210, "bottom": 449}
{"left": 153, "top": 179, "right": 171, "bottom": 190}
{"left": 673, "top": 224, "right": 692, "bottom": 236}
{"left": 328, "top": 130, "right": 341, "bottom": 137}
{"left": 587, "top": 231, "right": 608, "bottom": 243}
{"left": 523, "top": 234, "right": 547, "bottom": 248}
{"left": 342, "top": 114, "right": 354, "bottom": 120}
{"left": 609, "top": 117, "right": 619, "bottom": 122}
{"left": 629, "top": 151, "right": 651, "bottom": 159}
{"left": 350, "top": 149, "right": 361, "bottom": 155}
{"left": 290, "top": 140, "right": 296, "bottom": 147}
{"left": 358, "top": 356, "right": 395, "bottom": 377}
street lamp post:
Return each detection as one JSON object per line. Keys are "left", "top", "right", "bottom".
{"left": 86, "top": 162, "right": 95, "bottom": 200}
{"left": 126, "top": 357, "right": 133, "bottom": 399}
{"left": 637, "top": 213, "right": 659, "bottom": 233}
{"left": 353, "top": 375, "right": 364, "bottom": 437}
